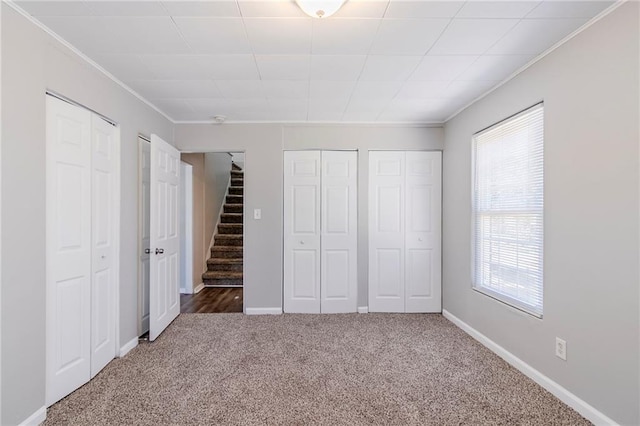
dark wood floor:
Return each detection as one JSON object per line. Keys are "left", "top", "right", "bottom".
{"left": 180, "top": 288, "right": 243, "bottom": 313}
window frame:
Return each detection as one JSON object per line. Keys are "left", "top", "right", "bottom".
{"left": 470, "top": 102, "right": 544, "bottom": 318}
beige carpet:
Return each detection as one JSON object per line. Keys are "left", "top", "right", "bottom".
{"left": 45, "top": 314, "right": 590, "bottom": 425}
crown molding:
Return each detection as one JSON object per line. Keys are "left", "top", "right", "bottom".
{"left": 173, "top": 120, "right": 445, "bottom": 127}
{"left": 444, "top": 0, "right": 627, "bottom": 123}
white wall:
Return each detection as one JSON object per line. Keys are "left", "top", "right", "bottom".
{"left": 174, "top": 124, "right": 444, "bottom": 309}
{"left": 1, "top": 5, "right": 174, "bottom": 424}
{"left": 442, "top": 3, "right": 639, "bottom": 424}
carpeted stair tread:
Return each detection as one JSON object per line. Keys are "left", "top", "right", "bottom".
{"left": 211, "top": 246, "right": 243, "bottom": 259}
{"left": 218, "top": 223, "right": 242, "bottom": 234}
{"left": 226, "top": 194, "right": 243, "bottom": 204}
{"left": 230, "top": 170, "right": 244, "bottom": 177}
{"left": 228, "top": 187, "right": 243, "bottom": 195}
{"left": 231, "top": 178, "right": 243, "bottom": 186}
{"left": 214, "top": 234, "right": 242, "bottom": 246}
{"left": 231, "top": 163, "right": 242, "bottom": 171}
{"left": 221, "top": 213, "right": 243, "bottom": 223}
{"left": 224, "top": 204, "right": 243, "bottom": 213}
{"left": 202, "top": 271, "right": 243, "bottom": 279}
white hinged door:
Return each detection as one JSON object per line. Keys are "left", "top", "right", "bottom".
{"left": 149, "top": 134, "right": 181, "bottom": 341}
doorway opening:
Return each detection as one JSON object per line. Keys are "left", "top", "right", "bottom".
{"left": 178, "top": 152, "right": 245, "bottom": 314}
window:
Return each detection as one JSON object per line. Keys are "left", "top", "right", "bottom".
{"left": 472, "top": 103, "right": 544, "bottom": 317}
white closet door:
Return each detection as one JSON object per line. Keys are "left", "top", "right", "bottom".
{"left": 369, "top": 151, "right": 405, "bottom": 312}
{"left": 321, "top": 151, "right": 357, "bottom": 313}
{"left": 149, "top": 134, "right": 181, "bottom": 341}
{"left": 46, "top": 96, "right": 92, "bottom": 405}
{"left": 284, "top": 151, "right": 321, "bottom": 313}
{"left": 405, "top": 152, "right": 441, "bottom": 313}
{"left": 90, "top": 115, "right": 118, "bottom": 377}
{"left": 138, "top": 138, "right": 151, "bottom": 335}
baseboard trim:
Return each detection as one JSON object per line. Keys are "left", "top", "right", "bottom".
{"left": 118, "top": 337, "right": 138, "bottom": 358}
{"left": 357, "top": 306, "right": 369, "bottom": 313}
{"left": 194, "top": 283, "right": 205, "bottom": 294}
{"left": 245, "top": 307, "right": 282, "bottom": 315}
{"left": 442, "top": 310, "right": 618, "bottom": 426}
{"left": 18, "top": 406, "right": 46, "bottom": 426}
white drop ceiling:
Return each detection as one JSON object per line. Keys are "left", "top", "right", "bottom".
{"left": 15, "top": 0, "right": 614, "bottom": 123}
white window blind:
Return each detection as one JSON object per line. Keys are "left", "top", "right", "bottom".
{"left": 472, "top": 103, "right": 544, "bottom": 317}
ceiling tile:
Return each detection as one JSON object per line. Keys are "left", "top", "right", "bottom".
{"left": 262, "top": 81, "right": 309, "bottom": 99}
{"left": 188, "top": 98, "right": 271, "bottom": 120}
{"left": 93, "top": 54, "right": 156, "bottom": 80}
{"left": 85, "top": 1, "right": 168, "bottom": 16}
{"left": 385, "top": 1, "right": 464, "bottom": 18}
{"left": 15, "top": 1, "right": 94, "bottom": 16}
{"left": 244, "top": 18, "right": 312, "bottom": 54}
{"left": 350, "top": 81, "right": 403, "bottom": 101}
{"left": 359, "top": 55, "right": 422, "bottom": 81}
{"left": 310, "top": 55, "right": 367, "bottom": 80}
{"left": 378, "top": 99, "right": 446, "bottom": 122}
{"left": 35, "top": 16, "right": 123, "bottom": 54}
{"left": 333, "top": 0, "right": 390, "bottom": 18}
{"left": 161, "top": 1, "right": 241, "bottom": 17}
{"left": 409, "top": 55, "right": 478, "bottom": 81}
{"left": 370, "top": 19, "right": 449, "bottom": 55}
{"left": 309, "top": 81, "right": 356, "bottom": 99}
{"left": 99, "top": 17, "right": 190, "bottom": 54}
{"left": 238, "top": 0, "right": 308, "bottom": 18}
{"left": 396, "top": 81, "right": 450, "bottom": 99}
{"left": 173, "top": 17, "right": 251, "bottom": 54}
{"left": 445, "top": 80, "right": 499, "bottom": 100}
{"left": 429, "top": 19, "right": 519, "bottom": 55}
{"left": 127, "top": 80, "right": 222, "bottom": 99}
{"left": 267, "top": 99, "right": 309, "bottom": 121}
{"left": 487, "top": 18, "right": 588, "bottom": 55}
{"left": 342, "top": 99, "right": 388, "bottom": 121}
{"left": 141, "top": 55, "right": 215, "bottom": 79}
{"left": 526, "top": 1, "right": 613, "bottom": 18}
{"left": 308, "top": 98, "right": 350, "bottom": 121}
{"left": 215, "top": 80, "right": 265, "bottom": 99}
{"left": 204, "top": 55, "right": 261, "bottom": 80}
{"left": 141, "top": 55, "right": 260, "bottom": 80}
{"left": 151, "top": 99, "right": 195, "bottom": 121}
{"left": 312, "top": 19, "right": 380, "bottom": 54}
{"left": 456, "top": 1, "right": 540, "bottom": 19}
{"left": 255, "top": 55, "right": 310, "bottom": 80}
{"left": 457, "top": 55, "right": 534, "bottom": 81}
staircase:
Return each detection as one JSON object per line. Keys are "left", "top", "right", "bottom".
{"left": 202, "top": 163, "right": 243, "bottom": 287}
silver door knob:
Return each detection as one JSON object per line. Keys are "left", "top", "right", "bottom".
{"left": 144, "top": 248, "right": 151, "bottom": 254}
{"left": 155, "top": 248, "right": 164, "bottom": 255}
{"left": 300, "top": 241, "right": 305, "bottom": 245}
{"left": 418, "top": 237, "right": 423, "bottom": 242}
{"left": 101, "top": 255, "right": 106, "bottom": 259}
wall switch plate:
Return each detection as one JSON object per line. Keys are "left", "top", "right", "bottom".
{"left": 254, "top": 208, "right": 261, "bottom": 220}
{"left": 555, "top": 337, "right": 567, "bottom": 361}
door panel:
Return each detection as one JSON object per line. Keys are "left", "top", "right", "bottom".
{"left": 149, "top": 134, "right": 181, "bottom": 341}
{"left": 46, "top": 96, "right": 92, "bottom": 406}
{"left": 138, "top": 138, "right": 151, "bottom": 334}
{"left": 90, "top": 114, "right": 117, "bottom": 377}
{"left": 320, "top": 151, "right": 357, "bottom": 313}
{"left": 369, "top": 152, "right": 405, "bottom": 312}
{"left": 405, "top": 151, "right": 441, "bottom": 313}
{"left": 284, "top": 151, "right": 321, "bottom": 313}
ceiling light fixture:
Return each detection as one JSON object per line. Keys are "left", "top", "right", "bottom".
{"left": 294, "top": 0, "right": 347, "bottom": 18}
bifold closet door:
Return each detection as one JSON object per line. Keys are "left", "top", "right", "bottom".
{"left": 47, "top": 95, "right": 120, "bottom": 406}
{"left": 369, "top": 151, "right": 442, "bottom": 313}
{"left": 284, "top": 151, "right": 357, "bottom": 314}
{"left": 90, "top": 114, "right": 118, "bottom": 377}
{"left": 321, "top": 151, "right": 357, "bottom": 313}
{"left": 284, "top": 151, "right": 321, "bottom": 313}
{"left": 46, "top": 96, "right": 92, "bottom": 406}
